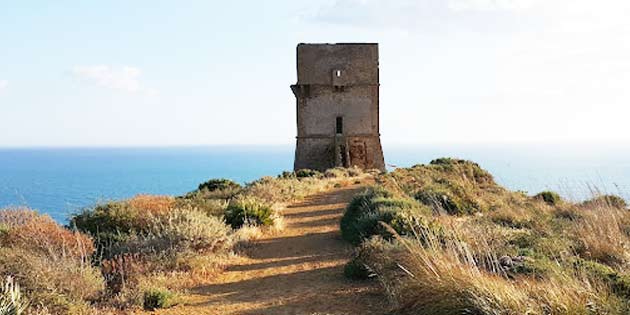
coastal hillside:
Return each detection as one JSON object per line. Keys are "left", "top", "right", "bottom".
{"left": 343, "top": 158, "right": 630, "bottom": 314}
{"left": 1, "top": 160, "right": 629, "bottom": 315}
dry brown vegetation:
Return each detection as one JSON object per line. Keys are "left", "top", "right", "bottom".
{"left": 0, "top": 168, "right": 367, "bottom": 314}
{"left": 343, "top": 158, "right": 630, "bottom": 314}
{"left": 4, "top": 159, "right": 628, "bottom": 315}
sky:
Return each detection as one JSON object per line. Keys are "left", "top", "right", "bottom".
{"left": 1, "top": 0, "right": 629, "bottom": 147}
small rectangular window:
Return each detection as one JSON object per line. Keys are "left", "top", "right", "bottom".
{"left": 336, "top": 117, "right": 343, "bottom": 134}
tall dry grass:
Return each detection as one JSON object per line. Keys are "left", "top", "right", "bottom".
{"left": 572, "top": 202, "right": 630, "bottom": 266}
{"left": 347, "top": 159, "right": 630, "bottom": 314}
{"left": 362, "top": 226, "right": 625, "bottom": 315}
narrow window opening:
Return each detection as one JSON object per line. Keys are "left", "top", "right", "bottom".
{"left": 302, "top": 84, "right": 311, "bottom": 97}
{"left": 336, "top": 117, "right": 343, "bottom": 134}
{"left": 336, "top": 70, "right": 342, "bottom": 77}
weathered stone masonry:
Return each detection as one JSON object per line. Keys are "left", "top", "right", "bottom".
{"left": 291, "top": 43, "right": 386, "bottom": 171}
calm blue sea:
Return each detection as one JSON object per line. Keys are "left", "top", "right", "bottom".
{"left": 1, "top": 144, "right": 629, "bottom": 223}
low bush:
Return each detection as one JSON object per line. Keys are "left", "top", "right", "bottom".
{"left": 243, "top": 176, "right": 326, "bottom": 204}
{"left": 1, "top": 209, "right": 94, "bottom": 260}
{"left": 581, "top": 194, "right": 628, "bottom": 209}
{"left": 382, "top": 158, "right": 504, "bottom": 216}
{"left": 295, "top": 169, "right": 322, "bottom": 178}
{"left": 535, "top": 191, "right": 562, "bottom": 205}
{"left": 127, "top": 195, "right": 175, "bottom": 216}
{"left": 143, "top": 288, "right": 177, "bottom": 310}
{"left": 197, "top": 178, "right": 241, "bottom": 192}
{"left": 344, "top": 257, "right": 371, "bottom": 280}
{"left": 70, "top": 201, "right": 146, "bottom": 251}
{"left": 415, "top": 187, "right": 480, "bottom": 215}
{"left": 340, "top": 187, "right": 434, "bottom": 245}
{"left": 340, "top": 187, "right": 394, "bottom": 244}
{"left": 186, "top": 179, "right": 242, "bottom": 201}
{"left": 110, "top": 207, "right": 233, "bottom": 257}
{"left": 224, "top": 198, "right": 274, "bottom": 228}
{"left": 69, "top": 197, "right": 237, "bottom": 308}
{"left": 574, "top": 259, "right": 630, "bottom": 299}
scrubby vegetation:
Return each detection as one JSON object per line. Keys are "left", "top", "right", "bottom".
{"left": 224, "top": 198, "right": 274, "bottom": 228}
{"left": 0, "top": 167, "right": 366, "bottom": 314}
{"left": 343, "top": 158, "right": 630, "bottom": 314}
{"left": 9, "top": 157, "right": 629, "bottom": 314}
{"left": 142, "top": 288, "right": 177, "bottom": 310}
{"left": 0, "top": 209, "right": 103, "bottom": 315}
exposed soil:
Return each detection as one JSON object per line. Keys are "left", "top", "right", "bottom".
{"left": 143, "top": 184, "right": 388, "bottom": 315}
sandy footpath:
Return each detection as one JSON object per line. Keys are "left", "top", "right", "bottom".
{"left": 139, "top": 184, "right": 388, "bottom": 315}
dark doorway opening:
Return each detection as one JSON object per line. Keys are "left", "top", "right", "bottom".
{"left": 336, "top": 117, "right": 343, "bottom": 134}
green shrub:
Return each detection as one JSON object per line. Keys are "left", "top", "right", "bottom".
{"left": 415, "top": 187, "right": 479, "bottom": 215}
{"left": 535, "top": 191, "right": 562, "bottom": 205}
{"left": 197, "top": 178, "right": 241, "bottom": 192}
{"left": 344, "top": 258, "right": 371, "bottom": 280}
{"left": 224, "top": 199, "right": 274, "bottom": 228}
{"left": 428, "top": 158, "right": 494, "bottom": 184}
{"left": 508, "top": 256, "right": 557, "bottom": 279}
{"left": 582, "top": 195, "right": 628, "bottom": 209}
{"left": 508, "top": 232, "right": 538, "bottom": 250}
{"left": 574, "top": 259, "right": 630, "bottom": 299}
{"left": 143, "top": 288, "right": 177, "bottom": 310}
{"left": 70, "top": 201, "right": 140, "bottom": 250}
{"left": 340, "top": 187, "right": 395, "bottom": 244}
{"left": 112, "top": 207, "right": 233, "bottom": 257}
{"left": 340, "top": 187, "right": 434, "bottom": 245}
{"left": 184, "top": 178, "right": 243, "bottom": 201}
{"left": 295, "top": 169, "right": 322, "bottom": 178}
{"left": 553, "top": 206, "right": 581, "bottom": 220}
{"left": 279, "top": 171, "right": 296, "bottom": 179}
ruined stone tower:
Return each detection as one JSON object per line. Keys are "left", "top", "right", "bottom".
{"left": 291, "top": 43, "right": 385, "bottom": 171}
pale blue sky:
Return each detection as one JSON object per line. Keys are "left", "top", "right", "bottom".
{"left": 1, "top": 0, "right": 629, "bottom": 147}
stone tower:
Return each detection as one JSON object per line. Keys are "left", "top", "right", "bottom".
{"left": 291, "top": 43, "right": 385, "bottom": 171}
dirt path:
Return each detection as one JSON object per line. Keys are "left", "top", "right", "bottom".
{"left": 150, "top": 184, "right": 387, "bottom": 315}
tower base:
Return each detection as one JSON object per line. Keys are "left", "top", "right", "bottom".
{"left": 294, "top": 136, "right": 385, "bottom": 171}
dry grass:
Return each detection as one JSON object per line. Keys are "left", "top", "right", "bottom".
{"left": 573, "top": 203, "right": 630, "bottom": 266}
{"left": 361, "top": 227, "right": 624, "bottom": 315}
{"left": 128, "top": 194, "right": 176, "bottom": 216}
{"left": 0, "top": 208, "right": 104, "bottom": 315}
{"left": 1, "top": 208, "right": 94, "bottom": 260}
{"left": 346, "top": 158, "right": 630, "bottom": 314}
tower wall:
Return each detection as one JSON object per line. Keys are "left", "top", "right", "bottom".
{"left": 292, "top": 43, "right": 385, "bottom": 171}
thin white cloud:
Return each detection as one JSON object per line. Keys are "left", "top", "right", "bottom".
{"left": 0, "top": 80, "right": 7, "bottom": 92}
{"left": 72, "top": 65, "right": 156, "bottom": 95}
{"left": 301, "top": 0, "right": 630, "bottom": 143}
{"left": 448, "top": 0, "right": 540, "bottom": 11}
{"left": 301, "top": 0, "right": 533, "bottom": 32}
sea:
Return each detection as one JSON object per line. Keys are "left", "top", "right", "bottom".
{"left": 1, "top": 144, "right": 629, "bottom": 223}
